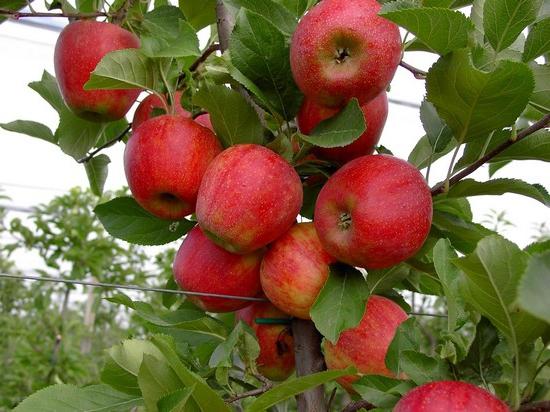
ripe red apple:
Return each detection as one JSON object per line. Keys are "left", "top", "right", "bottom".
{"left": 124, "top": 115, "right": 222, "bottom": 220}
{"left": 297, "top": 92, "right": 388, "bottom": 165}
{"left": 394, "top": 381, "right": 511, "bottom": 412}
{"left": 54, "top": 20, "right": 141, "bottom": 122}
{"left": 314, "top": 154, "right": 432, "bottom": 269}
{"left": 323, "top": 295, "right": 408, "bottom": 391}
{"left": 260, "top": 223, "right": 335, "bottom": 319}
{"left": 173, "top": 226, "right": 262, "bottom": 312}
{"left": 290, "top": 0, "right": 402, "bottom": 107}
{"left": 132, "top": 91, "right": 190, "bottom": 130}
{"left": 196, "top": 144, "right": 303, "bottom": 254}
{"left": 236, "top": 302, "right": 295, "bottom": 380}
{"left": 195, "top": 113, "right": 213, "bottom": 131}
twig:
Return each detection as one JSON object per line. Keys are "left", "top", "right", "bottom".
{"left": 519, "top": 401, "right": 550, "bottom": 412}
{"left": 77, "top": 124, "right": 131, "bottom": 164}
{"left": 327, "top": 387, "right": 337, "bottom": 411}
{"left": 431, "top": 114, "right": 550, "bottom": 196}
{"left": 110, "top": 0, "right": 135, "bottom": 25}
{"left": 399, "top": 61, "right": 427, "bottom": 80}
{"left": 226, "top": 374, "right": 273, "bottom": 403}
{"left": 342, "top": 400, "right": 375, "bottom": 412}
{"left": 189, "top": 43, "right": 221, "bottom": 72}
{"left": 0, "top": 8, "right": 108, "bottom": 18}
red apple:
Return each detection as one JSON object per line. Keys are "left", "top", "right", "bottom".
{"left": 195, "top": 113, "right": 213, "bottom": 131}
{"left": 196, "top": 144, "right": 303, "bottom": 254}
{"left": 132, "top": 91, "right": 190, "bottom": 130}
{"left": 314, "top": 154, "right": 432, "bottom": 269}
{"left": 124, "top": 115, "right": 222, "bottom": 220}
{"left": 260, "top": 223, "right": 335, "bottom": 319}
{"left": 173, "top": 226, "right": 262, "bottom": 312}
{"left": 290, "top": 0, "right": 401, "bottom": 107}
{"left": 236, "top": 302, "right": 295, "bottom": 380}
{"left": 394, "top": 381, "right": 511, "bottom": 412}
{"left": 297, "top": 92, "right": 388, "bottom": 164}
{"left": 54, "top": 20, "right": 141, "bottom": 122}
{"left": 323, "top": 295, "right": 408, "bottom": 391}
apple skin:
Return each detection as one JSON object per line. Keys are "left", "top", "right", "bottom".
{"left": 54, "top": 20, "right": 141, "bottom": 122}
{"left": 173, "top": 226, "right": 262, "bottom": 312}
{"left": 132, "top": 91, "right": 190, "bottom": 130}
{"left": 323, "top": 295, "right": 408, "bottom": 392}
{"left": 195, "top": 113, "right": 213, "bottom": 131}
{"left": 297, "top": 92, "right": 388, "bottom": 165}
{"left": 196, "top": 144, "right": 303, "bottom": 254}
{"left": 124, "top": 115, "right": 222, "bottom": 220}
{"left": 260, "top": 223, "right": 335, "bottom": 319}
{"left": 290, "top": 0, "right": 401, "bottom": 107}
{"left": 394, "top": 381, "right": 511, "bottom": 412}
{"left": 314, "top": 154, "right": 432, "bottom": 269}
{"left": 236, "top": 301, "right": 295, "bottom": 381}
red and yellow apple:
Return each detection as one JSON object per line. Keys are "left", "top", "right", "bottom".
{"left": 132, "top": 91, "right": 190, "bottom": 130}
{"left": 173, "top": 226, "right": 262, "bottom": 312}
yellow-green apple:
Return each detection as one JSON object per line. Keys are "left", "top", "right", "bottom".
{"left": 173, "top": 226, "right": 262, "bottom": 312}
{"left": 196, "top": 144, "right": 303, "bottom": 254}
{"left": 394, "top": 381, "right": 511, "bottom": 412}
{"left": 297, "top": 92, "right": 388, "bottom": 165}
{"left": 124, "top": 115, "right": 222, "bottom": 220}
{"left": 132, "top": 91, "right": 190, "bottom": 130}
{"left": 195, "top": 113, "right": 213, "bottom": 130}
{"left": 290, "top": 0, "right": 401, "bottom": 107}
{"left": 323, "top": 295, "right": 407, "bottom": 391}
{"left": 314, "top": 154, "right": 432, "bottom": 269}
{"left": 236, "top": 301, "right": 295, "bottom": 380}
{"left": 54, "top": 20, "right": 140, "bottom": 122}
{"left": 260, "top": 223, "right": 335, "bottom": 319}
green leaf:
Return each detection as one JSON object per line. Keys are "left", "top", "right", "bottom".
{"left": 446, "top": 178, "right": 550, "bottom": 206}
{"left": 142, "top": 6, "right": 186, "bottom": 37}
{"left": 484, "top": 0, "right": 542, "bottom": 52}
{"left": 13, "top": 384, "right": 142, "bottom": 412}
{"left": 157, "top": 387, "right": 196, "bottom": 412}
{"left": 523, "top": 17, "right": 550, "bottom": 61}
{"left": 193, "top": 83, "right": 263, "bottom": 147}
{"left": 28, "top": 71, "right": 67, "bottom": 114}
{"left": 55, "top": 116, "right": 106, "bottom": 160}
{"left": 85, "top": 49, "right": 161, "bottom": 92}
{"left": 400, "top": 351, "right": 451, "bottom": 385}
{"left": 407, "top": 134, "right": 457, "bottom": 169}
{"left": 310, "top": 264, "right": 370, "bottom": 343}
{"left": 84, "top": 154, "right": 110, "bottom": 196}
{"left": 385, "top": 318, "right": 422, "bottom": 376}
{"left": 76, "top": 0, "right": 99, "bottom": 12}
{"left": 426, "top": 49, "right": 535, "bottom": 141}
{"left": 226, "top": 0, "right": 297, "bottom": 35}
{"left": 0, "top": 0, "right": 26, "bottom": 23}
{"left": 246, "top": 367, "right": 355, "bottom": 412}
{"left": 0, "top": 120, "right": 56, "bottom": 144}
{"left": 274, "top": 0, "right": 313, "bottom": 17}
{"left": 151, "top": 335, "right": 231, "bottom": 412}
{"left": 517, "top": 251, "right": 550, "bottom": 324}
{"left": 380, "top": 4, "right": 474, "bottom": 55}
{"left": 229, "top": 8, "right": 302, "bottom": 120}
{"left": 492, "top": 129, "right": 550, "bottom": 163}
{"left": 420, "top": 100, "right": 454, "bottom": 151}
{"left": 352, "top": 375, "right": 412, "bottom": 409}
{"left": 94, "top": 197, "right": 195, "bottom": 245}
{"left": 138, "top": 354, "right": 183, "bottom": 412}
{"left": 299, "top": 99, "right": 366, "bottom": 148}
{"left": 366, "top": 264, "right": 414, "bottom": 294}
{"left": 432, "top": 210, "right": 494, "bottom": 253}
{"left": 453, "top": 235, "right": 548, "bottom": 345}
{"left": 178, "top": 0, "right": 217, "bottom": 30}
{"left": 529, "top": 62, "right": 550, "bottom": 113}
{"left": 209, "top": 321, "right": 245, "bottom": 368}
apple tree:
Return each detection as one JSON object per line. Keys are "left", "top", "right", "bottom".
{"left": 1, "top": 0, "right": 549, "bottom": 410}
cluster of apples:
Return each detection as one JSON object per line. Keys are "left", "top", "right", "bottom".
{"left": 52, "top": 0, "right": 509, "bottom": 409}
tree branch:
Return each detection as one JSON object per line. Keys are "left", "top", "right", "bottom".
{"left": 431, "top": 114, "right": 550, "bottom": 196}
{"left": 342, "top": 400, "right": 375, "bottom": 412}
{"left": 77, "top": 124, "right": 131, "bottom": 164}
{"left": 399, "top": 61, "right": 427, "bottom": 80}
{"left": 0, "top": 8, "right": 108, "bottom": 18}
{"left": 189, "top": 43, "right": 221, "bottom": 72}
{"left": 226, "top": 374, "right": 272, "bottom": 403}
{"left": 518, "top": 401, "right": 550, "bottom": 412}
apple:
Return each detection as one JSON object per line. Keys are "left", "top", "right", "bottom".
{"left": 394, "top": 381, "right": 511, "bottom": 412}
{"left": 196, "top": 144, "right": 303, "bottom": 254}
{"left": 236, "top": 301, "right": 295, "bottom": 380}
{"left": 297, "top": 92, "right": 388, "bottom": 165}
{"left": 173, "top": 226, "right": 262, "bottom": 312}
{"left": 323, "top": 295, "right": 408, "bottom": 391}
{"left": 195, "top": 113, "right": 213, "bottom": 131}
{"left": 124, "top": 115, "right": 222, "bottom": 220}
{"left": 260, "top": 222, "right": 335, "bottom": 319}
{"left": 54, "top": 20, "right": 141, "bottom": 122}
{"left": 132, "top": 91, "right": 190, "bottom": 130}
{"left": 290, "top": 0, "right": 401, "bottom": 107}
{"left": 314, "top": 154, "right": 432, "bottom": 269}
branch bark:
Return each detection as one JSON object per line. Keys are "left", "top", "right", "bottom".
{"left": 342, "top": 400, "right": 375, "bottom": 412}
{"left": 226, "top": 374, "right": 273, "bottom": 403}
{"left": 399, "top": 61, "right": 427, "bottom": 80}
{"left": 519, "top": 401, "right": 550, "bottom": 412}
{"left": 77, "top": 124, "right": 131, "bottom": 164}
{"left": 292, "top": 318, "right": 328, "bottom": 412}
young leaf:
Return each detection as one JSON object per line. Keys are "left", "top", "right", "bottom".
{"left": 310, "top": 264, "right": 370, "bottom": 343}
{"left": 0, "top": 120, "right": 56, "bottom": 144}
{"left": 426, "top": 49, "right": 534, "bottom": 142}
{"left": 517, "top": 251, "right": 550, "bottom": 324}
{"left": 13, "top": 384, "right": 142, "bottom": 412}
{"left": 299, "top": 99, "right": 366, "bottom": 148}
{"left": 380, "top": 4, "right": 474, "bottom": 55}
{"left": 246, "top": 367, "right": 355, "bottom": 412}
{"left": 484, "top": 0, "right": 542, "bottom": 53}
{"left": 138, "top": 354, "right": 184, "bottom": 412}
{"left": 28, "top": 71, "right": 67, "bottom": 114}
{"left": 84, "top": 154, "right": 110, "bottom": 196}
{"left": 94, "top": 197, "right": 195, "bottom": 245}
{"left": 523, "top": 17, "right": 550, "bottom": 61}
